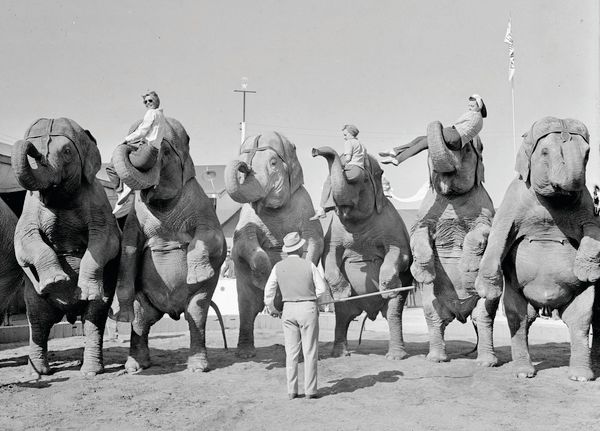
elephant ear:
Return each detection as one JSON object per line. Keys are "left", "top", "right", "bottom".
{"left": 472, "top": 136, "right": 485, "bottom": 185}
{"left": 515, "top": 129, "right": 534, "bottom": 182}
{"left": 366, "top": 154, "right": 385, "bottom": 214}
{"left": 164, "top": 117, "right": 196, "bottom": 183}
{"left": 275, "top": 132, "right": 304, "bottom": 194}
{"left": 80, "top": 129, "right": 102, "bottom": 184}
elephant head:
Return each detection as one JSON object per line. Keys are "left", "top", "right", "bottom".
{"left": 12, "top": 118, "right": 101, "bottom": 199}
{"left": 224, "top": 132, "right": 303, "bottom": 209}
{"left": 516, "top": 117, "right": 589, "bottom": 199}
{"left": 312, "top": 146, "right": 385, "bottom": 224}
{"left": 112, "top": 117, "right": 196, "bottom": 203}
{"left": 426, "top": 121, "right": 485, "bottom": 196}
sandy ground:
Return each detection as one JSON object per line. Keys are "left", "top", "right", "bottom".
{"left": 0, "top": 308, "right": 599, "bottom": 431}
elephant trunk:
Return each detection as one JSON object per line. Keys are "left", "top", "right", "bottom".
{"left": 427, "top": 121, "right": 461, "bottom": 173}
{"left": 312, "top": 146, "right": 354, "bottom": 205}
{"left": 112, "top": 144, "right": 159, "bottom": 190}
{"left": 224, "top": 159, "right": 266, "bottom": 203}
{"left": 549, "top": 139, "right": 586, "bottom": 192}
{"left": 11, "top": 139, "right": 56, "bottom": 190}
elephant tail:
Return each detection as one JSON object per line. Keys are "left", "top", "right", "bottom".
{"left": 358, "top": 313, "right": 369, "bottom": 346}
{"left": 210, "top": 300, "right": 228, "bottom": 350}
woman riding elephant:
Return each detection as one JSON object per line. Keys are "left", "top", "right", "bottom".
{"left": 388, "top": 118, "right": 499, "bottom": 365}
{"left": 312, "top": 146, "right": 412, "bottom": 359}
{"left": 111, "top": 116, "right": 226, "bottom": 373}
{"left": 11, "top": 117, "right": 120, "bottom": 377}
{"left": 476, "top": 117, "right": 600, "bottom": 381}
{"left": 224, "top": 132, "right": 324, "bottom": 358}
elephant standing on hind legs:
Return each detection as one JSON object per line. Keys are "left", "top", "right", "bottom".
{"left": 400, "top": 121, "right": 498, "bottom": 366}
{"left": 224, "top": 132, "right": 324, "bottom": 358}
{"left": 312, "top": 147, "right": 412, "bottom": 359}
{"left": 476, "top": 117, "right": 600, "bottom": 381}
{"left": 11, "top": 118, "right": 120, "bottom": 378}
{"left": 111, "top": 117, "right": 226, "bottom": 373}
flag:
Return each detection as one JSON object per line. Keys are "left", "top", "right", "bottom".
{"left": 504, "top": 18, "right": 515, "bottom": 82}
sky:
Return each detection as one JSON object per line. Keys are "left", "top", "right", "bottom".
{"left": 0, "top": 0, "right": 598, "bottom": 207}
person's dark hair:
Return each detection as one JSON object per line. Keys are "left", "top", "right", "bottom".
{"left": 342, "top": 124, "right": 359, "bottom": 137}
{"left": 469, "top": 96, "right": 487, "bottom": 118}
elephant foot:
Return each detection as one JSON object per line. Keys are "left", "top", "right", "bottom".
{"left": 80, "top": 361, "right": 104, "bottom": 377}
{"left": 236, "top": 345, "right": 256, "bottom": 359}
{"left": 187, "top": 353, "right": 209, "bottom": 372}
{"left": 125, "top": 355, "right": 150, "bottom": 374}
{"left": 186, "top": 264, "right": 215, "bottom": 285}
{"left": 475, "top": 353, "right": 498, "bottom": 367}
{"left": 568, "top": 366, "right": 594, "bottom": 382}
{"left": 514, "top": 361, "right": 536, "bottom": 378}
{"left": 385, "top": 348, "right": 408, "bottom": 361}
{"left": 410, "top": 261, "right": 435, "bottom": 285}
{"left": 331, "top": 343, "right": 350, "bottom": 358}
{"left": 38, "top": 271, "right": 70, "bottom": 295}
{"left": 28, "top": 358, "right": 51, "bottom": 379}
{"left": 426, "top": 349, "right": 449, "bottom": 363}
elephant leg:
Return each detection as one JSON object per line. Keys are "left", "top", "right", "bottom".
{"left": 504, "top": 283, "right": 537, "bottom": 378}
{"left": 559, "top": 285, "right": 594, "bottom": 382}
{"left": 471, "top": 297, "right": 499, "bottom": 367}
{"left": 592, "top": 282, "right": 600, "bottom": 364}
{"left": 80, "top": 299, "right": 110, "bottom": 376}
{"left": 236, "top": 283, "right": 263, "bottom": 358}
{"left": 185, "top": 283, "right": 217, "bottom": 372}
{"left": 25, "top": 288, "right": 62, "bottom": 378}
{"left": 332, "top": 302, "right": 361, "bottom": 357}
{"left": 187, "top": 227, "right": 222, "bottom": 285}
{"left": 411, "top": 226, "right": 436, "bottom": 285}
{"left": 112, "top": 214, "right": 142, "bottom": 322}
{"left": 383, "top": 292, "right": 408, "bottom": 360}
{"left": 125, "top": 291, "right": 162, "bottom": 373}
{"left": 422, "top": 283, "right": 452, "bottom": 362}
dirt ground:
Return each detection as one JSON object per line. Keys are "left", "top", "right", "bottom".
{"left": 0, "top": 309, "right": 598, "bottom": 431}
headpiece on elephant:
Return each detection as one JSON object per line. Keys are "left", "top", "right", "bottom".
{"left": 22, "top": 117, "right": 101, "bottom": 184}
{"left": 127, "top": 117, "right": 196, "bottom": 185}
{"left": 515, "top": 117, "right": 589, "bottom": 182}
{"left": 239, "top": 132, "right": 304, "bottom": 194}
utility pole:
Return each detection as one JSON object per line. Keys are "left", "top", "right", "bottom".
{"left": 233, "top": 77, "right": 256, "bottom": 144}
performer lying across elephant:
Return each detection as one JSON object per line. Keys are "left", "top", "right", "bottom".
{"left": 312, "top": 146, "right": 412, "bottom": 359}
{"left": 386, "top": 114, "right": 498, "bottom": 365}
{"left": 476, "top": 117, "right": 600, "bottom": 381}
{"left": 224, "top": 132, "right": 324, "bottom": 358}
{"left": 12, "top": 118, "right": 120, "bottom": 377}
{"left": 111, "top": 116, "right": 226, "bottom": 373}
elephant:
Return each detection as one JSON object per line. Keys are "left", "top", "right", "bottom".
{"left": 224, "top": 132, "right": 324, "bottom": 358}
{"left": 0, "top": 197, "right": 30, "bottom": 322}
{"left": 476, "top": 117, "right": 600, "bottom": 381}
{"left": 111, "top": 116, "right": 226, "bottom": 373}
{"left": 312, "top": 147, "right": 412, "bottom": 359}
{"left": 11, "top": 118, "right": 120, "bottom": 377}
{"left": 408, "top": 121, "right": 498, "bottom": 365}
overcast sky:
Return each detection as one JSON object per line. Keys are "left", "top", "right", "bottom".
{"left": 0, "top": 0, "right": 598, "bottom": 206}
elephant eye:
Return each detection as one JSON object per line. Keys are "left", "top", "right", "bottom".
{"left": 270, "top": 158, "right": 277, "bottom": 166}
{"left": 541, "top": 148, "right": 549, "bottom": 156}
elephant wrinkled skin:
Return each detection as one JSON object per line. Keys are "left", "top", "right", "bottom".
{"left": 225, "top": 132, "right": 324, "bottom": 358}
{"left": 410, "top": 121, "right": 498, "bottom": 366}
{"left": 11, "top": 118, "right": 120, "bottom": 377}
{"left": 476, "top": 117, "right": 600, "bottom": 381}
{"left": 313, "top": 147, "right": 412, "bottom": 359}
{"left": 111, "top": 117, "right": 226, "bottom": 373}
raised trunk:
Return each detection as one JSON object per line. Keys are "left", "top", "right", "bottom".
{"left": 427, "top": 121, "right": 461, "bottom": 173}
{"left": 312, "top": 146, "right": 353, "bottom": 205}
{"left": 11, "top": 140, "right": 55, "bottom": 191}
{"left": 224, "top": 159, "right": 265, "bottom": 203}
{"left": 112, "top": 144, "right": 160, "bottom": 190}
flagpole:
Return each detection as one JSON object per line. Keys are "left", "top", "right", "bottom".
{"left": 511, "top": 77, "right": 516, "bottom": 160}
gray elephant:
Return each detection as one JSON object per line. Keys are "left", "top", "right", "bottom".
{"left": 312, "top": 147, "right": 412, "bottom": 359}
{"left": 476, "top": 117, "right": 600, "bottom": 381}
{"left": 406, "top": 121, "right": 498, "bottom": 365}
{"left": 0, "top": 197, "right": 30, "bottom": 322}
{"left": 11, "top": 118, "right": 120, "bottom": 377}
{"left": 111, "top": 117, "right": 226, "bottom": 372}
{"left": 224, "top": 132, "right": 324, "bottom": 358}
